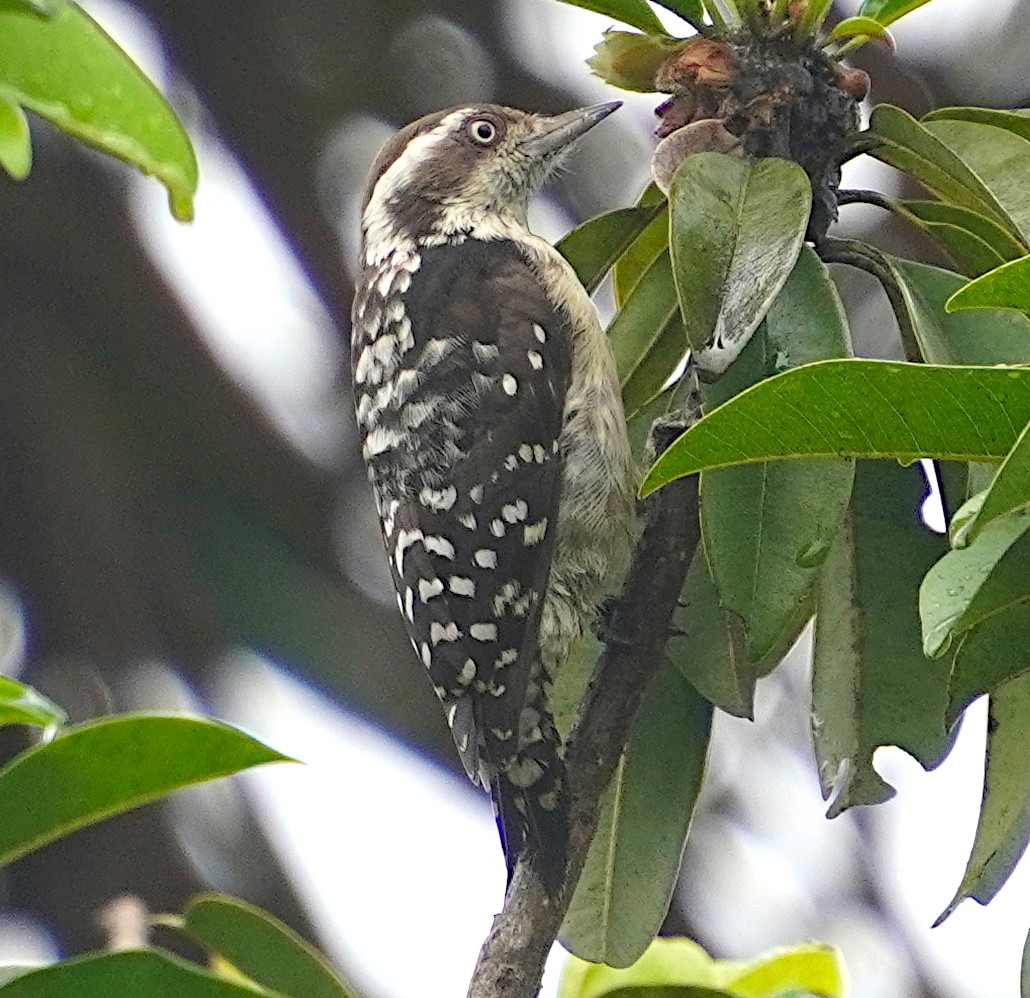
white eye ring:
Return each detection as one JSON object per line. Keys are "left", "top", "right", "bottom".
{"left": 469, "top": 118, "right": 498, "bottom": 145}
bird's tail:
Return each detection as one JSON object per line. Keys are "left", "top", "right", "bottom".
{"left": 490, "top": 687, "right": 569, "bottom": 896}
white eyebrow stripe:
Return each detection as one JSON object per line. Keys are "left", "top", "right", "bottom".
{"left": 363, "top": 109, "right": 473, "bottom": 265}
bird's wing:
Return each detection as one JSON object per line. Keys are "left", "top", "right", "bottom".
{"left": 356, "top": 237, "right": 573, "bottom": 780}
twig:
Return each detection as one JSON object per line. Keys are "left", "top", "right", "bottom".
{"left": 466, "top": 411, "right": 703, "bottom": 998}
{"left": 818, "top": 236, "right": 923, "bottom": 364}
{"left": 835, "top": 189, "right": 898, "bottom": 213}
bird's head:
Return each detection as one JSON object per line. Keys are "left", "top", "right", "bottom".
{"left": 360, "top": 102, "right": 621, "bottom": 260}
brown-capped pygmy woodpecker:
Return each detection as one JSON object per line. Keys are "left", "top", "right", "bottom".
{"left": 351, "top": 102, "right": 636, "bottom": 892}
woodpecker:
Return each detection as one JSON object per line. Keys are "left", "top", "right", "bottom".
{"left": 351, "top": 102, "right": 636, "bottom": 892}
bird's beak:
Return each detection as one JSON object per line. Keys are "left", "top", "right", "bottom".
{"left": 518, "top": 101, "right": 623, "bottom": 158}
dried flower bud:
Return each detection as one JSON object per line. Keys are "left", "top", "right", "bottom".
{"left": 655, "top": 38, "right": 738, "bottom": 94}
{"left": 832, "top": 65, "right": 871, "bottom": 101}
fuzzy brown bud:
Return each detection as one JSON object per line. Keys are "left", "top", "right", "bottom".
{"left": 832, "top": 65, "right": 871, "bottom": 101}
{"left": 655, "top": 38, "right": 738, "bottom": 94}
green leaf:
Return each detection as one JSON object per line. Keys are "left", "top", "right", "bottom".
{"left": 901, "top": 200, "right": 1027, "bottom": 265}
{"left": 828, "top": 15, "right": 894, "bottom": 44}
{"left": 812, "top": 462, "right": 951, "bottom": 815}
{"left": 670, "top": 542, "right": 810, "bottom": 718}
{"left": 897, "top": 207, "right": 1009, "bottom": 277}
{"left": 856, "top": 0, "right": 933, "bottom": 26}
{"left": 923, "top": 118, "right": 1030, "bottom": 245}
{"left": 952, "top": 419, "right": 1030, "bottom": 547}
{"left": 0, "top": 715, "right": 291, "bottom": 867}
{"left": 0, "top": 970, "right": 34, "bottom": 987}
{"left": 557, "top": 203, "right": 664, "bottom": 295}
{"left": 559, "top": 938, "right": 845, "bottom": 998}
{"left": 0, "top": 4, "right": 198, "bottom": 220}
{"left": 700, "top": 247, "right": 854, "bottom": 660}
{"left": 614, "top": 202, "right": 669, "bottom": 308}
{"left": 0, "top": 950, "right": 280, "bottom": 997}
{"left": 0, "top": 0, "right": 65, "bottom": 15}
{"left": 936, "top": 671, "right": 1030, "bottom": 923}
{"left": 946, "top": 256, "right": 1030, "bottom": 316}
{"left": 1022, "top": 926, "right": 1030, "bottom": 998}
{"left": 949, "top": 550, "right": 1030, "bottom": 724}
{"left": 0, "top": 676, "right": 66, "bottom": 729}
{"left": 180, "top": 894, "right": 353, "bottom": 998}
{"left": 651, "top": 0, "right": 705, "bottom": 29}
{"left": 560, "top": 665, "right": 712, "bottom": 967}
{"left": 923, "top": 106, "right": 1030, "bottom": 144}
{"left": 920, "top": 506, "right": 1030, "bottom": 657}
{"left": 610, "top": 251, "right": 683, "bottom": 392}
{"left": 889, "top": 258, "right": 1030, "bottom": 365}
{"left": 0, "top": 96, "right": 30, "bottom": 179}
{"left": 639, "top": 360, "right": 1030, "bottom": 497}
{"left": 588, "top": 30, "right": 685, "bottom": 92}
{"left": 669, "top": 153, "right": 811, "bottom": 376}
{"left": 867, "top": 106, "right": 1021, "bottom": 240}
{"left": 621, "top": 313, "right": 688, "bottom": 419}
{"left": 551, "top": 0, "right": 668, "bottom": 34}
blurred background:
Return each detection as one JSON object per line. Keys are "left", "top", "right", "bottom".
{"left": 0, "top": 0, "right": 1028, "bottom": 995}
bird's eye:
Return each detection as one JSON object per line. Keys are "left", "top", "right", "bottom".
{"left": 468, "top": 118, "right": 499, "bottom": 145}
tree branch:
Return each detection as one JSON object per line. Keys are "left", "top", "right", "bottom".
{"left": 467, "top": 411, "right": 703, "bottom": 998}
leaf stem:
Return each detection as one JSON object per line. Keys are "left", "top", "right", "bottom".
{"left": 819, "top": 237, "right": 923, "bottom": 364}
{"left": 701, "top": 0, "right": 729, "bottom": 30}
{"left": 836, "top": 189, "right": 900, "bottom": 213}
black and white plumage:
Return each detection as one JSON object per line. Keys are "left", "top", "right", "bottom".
{"left": 351, "top": 102, "right": 636, "bottom": 892}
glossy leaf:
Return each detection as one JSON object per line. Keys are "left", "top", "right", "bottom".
{"left": 588, "top": 30, "right": 686, "bottom": 92}
{"left": 828, "top": 16, "right": 894, "bottom": 45}
{"left": 923, "top": 106, "right": 1030, "bottom": 145}
{"left": 857, "top": 0, "right": 934, "bottom": 25}
{"left": 868, "top": 106, "right": 1019, "bottom": 238}
{"left": 621, "top": 313, "right": 688, "bottom": 419}
{"left": 559, "top": 938, "right": 845, "bottom": 998}
{"left": 652, "top": 0, "right": 705, "bottom": 28}
{"left": 812, "top": 462, "right": 950, "bottom": 815}
{"left": 923, "top": 118, "right": 1030, "bottom": 244}
{"left": 920, "top": 506, "right": 1030, "bottom": 657}
{"left": 937, "top": 671, "right": 1030, "bottom": 923}
{"left": 952, "top": 419, "right": 1030, "bottom": 547}
{"left": 946, "top": 256, "right": 1030, "bottom": 316}
{"left": 180, "top": 895, "right": 352, "bottom": 998}
{"left": 0, "top": 4, "right": 198, "bottom": 219}
{"left": 551, "top": 0, "right": 668, "bottom": 34}
{"left": 0, "top": 715, "right": 291, "bottom": 868}
{"left": 0, "top": 97, "right": 30, "bottom": 180}
{"left": 670, "top": 542, "right": 810, "bottom": 718}
{"left": 561, "top": 664, "right": 712, "bottom": 967}
{"left": 668, "top": 152, "right": 811, "bottom": 376}
{"left": 1022, "top": 927, "right": 1030, "bottom": 998}
{"left": 700, "top": 248, "right": 853, "bottom": 660}
{"left": 614, "top": 203, "right": 669, "bottom": 308}
{"left": 0, "top": 950, "right": 280, "bottom": 997}
{"left": 0, "top": 970, "right": 33, "bottom": 987}
{"left": 557, "top": 203, "right": 664, "bottom": 294}
{"left": 901, "top": 200, "right": 1027, "bottom": 264}
{"left": 889, "top": 259, "right": 1030, "bottom": 365}
{"left": 949, "top": 538, "right": 1030, "bottom": 724}
{"left": 0, "top": 676, "right": 66, "bottom": 730}
{"left": 899, "top": 210, "right": 1008, "bottom": 277}
{"left": 0, "top": 0, "right": 66, "bottom": 15}
{"left": 610, "top": 251, "right": 682, "bottom": 390}
{"left": 640, "top": 360, "right": 1030, "bottom": 497}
